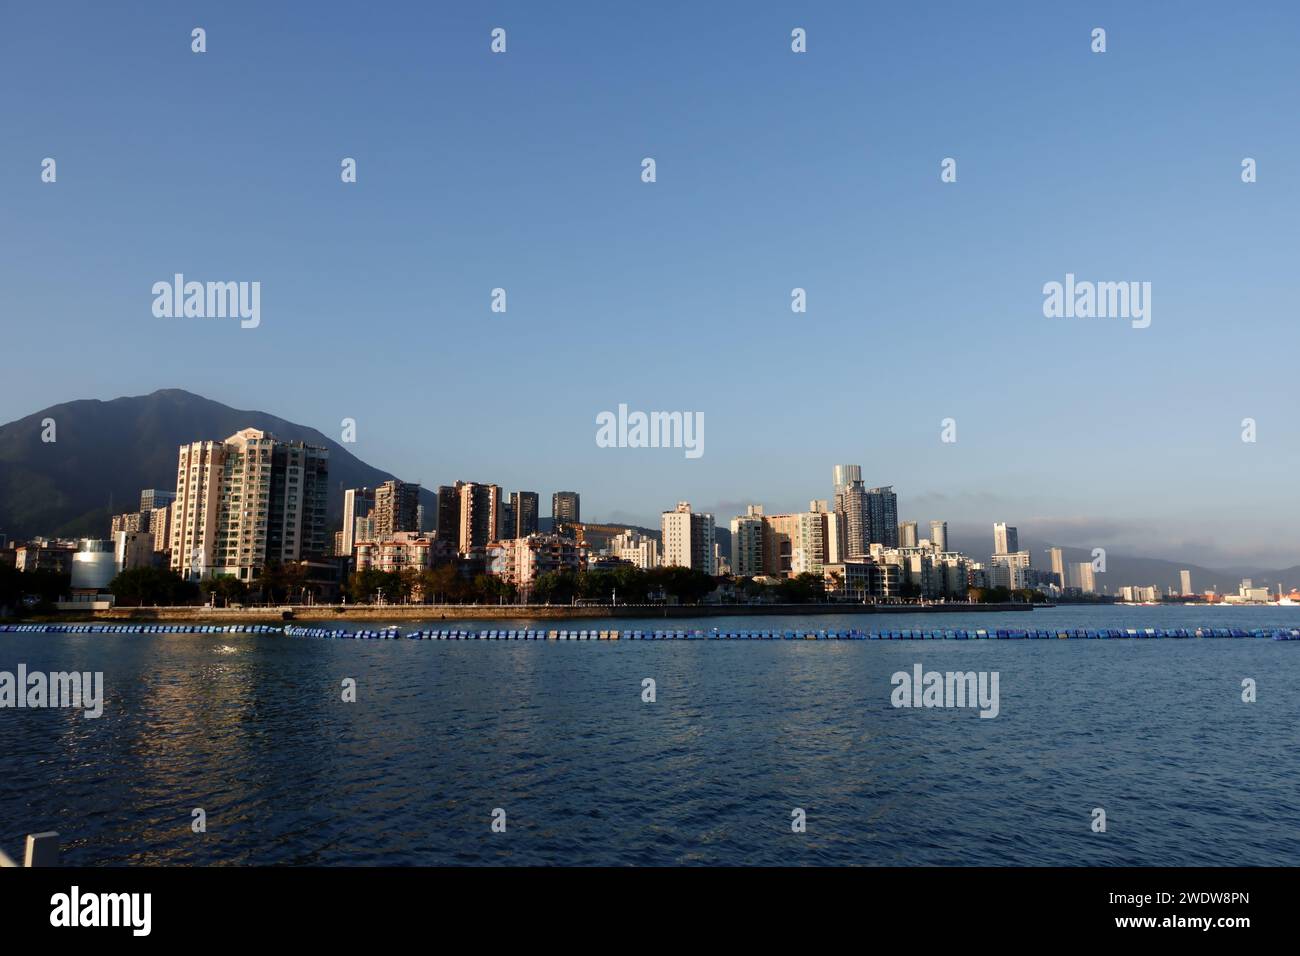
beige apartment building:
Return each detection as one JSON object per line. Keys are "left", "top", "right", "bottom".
{"left": 489, "top": 534, "right": 586, "bottom": 590}
{"left": 170, "top": 428, "right": 329, "bottom": 582}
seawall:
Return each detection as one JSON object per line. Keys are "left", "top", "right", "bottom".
{"left": 79, "top": 602, "right": 1037, "bottom": 623}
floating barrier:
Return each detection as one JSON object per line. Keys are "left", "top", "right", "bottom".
{"left": 4, "top": 624, "right": 1300, "bottom": 642}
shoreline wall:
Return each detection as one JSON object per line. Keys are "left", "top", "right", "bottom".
{"left": 74, "top": 602, "right": 1038, "bottom": 623}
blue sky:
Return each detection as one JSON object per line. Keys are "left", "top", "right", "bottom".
{"left": 3, "top": 1, "right": 1298, "bottom": 567}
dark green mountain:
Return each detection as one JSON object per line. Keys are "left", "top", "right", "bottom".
{"left": 0, "top": 389, "right": 435, "bottom": 541}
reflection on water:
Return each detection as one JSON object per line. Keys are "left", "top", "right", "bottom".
{"left": 1, "top": 606, "right": 1297, "bottom": 865}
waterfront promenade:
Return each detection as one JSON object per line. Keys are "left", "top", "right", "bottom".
{"left": 68, "top": 601, "right": 1037, "bottom": 624}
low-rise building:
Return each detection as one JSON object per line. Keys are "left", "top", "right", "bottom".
{"left": 355, "top": 533, "right": 443, "bottom": 575}
{"left": 489, "top": 534, "right": 586, "bottom": 591}
{"left": 610, "top": 529, "right": 659, "bottom": 569}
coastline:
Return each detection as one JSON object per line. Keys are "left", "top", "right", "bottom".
{"left": 62, "top": 601, "right": 1039, "bottom": 624}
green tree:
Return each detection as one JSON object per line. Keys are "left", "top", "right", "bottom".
{"left": 200, "top": 575, "right": 248, "bottom": 606}
{"left": 109, "top": 567, "right": 199, "bottom": 607}
{"left": 648, "top": 566, "right": 715, "bottom": 604}
{"left": 777, "top": 571, "right": 826, "bottom": 604}
{"left": 532, "top": 569, "right": 579, "bottom": 604}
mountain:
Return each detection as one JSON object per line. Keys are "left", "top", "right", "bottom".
{"left": 2, "top": 390, "right": 1295, "bottom": 593}
{"left": 0, "top": 389, "right": 436, "bottom": 540}
{"left": 950, "top": 533, "right": 1296, "bottom": 595}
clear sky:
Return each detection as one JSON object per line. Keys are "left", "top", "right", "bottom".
{"left": 3, "top": 1, "right": 1298, "bottom": 567}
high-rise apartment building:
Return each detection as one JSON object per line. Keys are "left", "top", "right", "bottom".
{"left": 373, "top": 480, "right": 420, "bottom": 539}
{"left": 866, "top": 486, "right": 898, "bottom": 547}
{"left": 661, "top": 502, "right": 716, "bottom": 574}
{"left": 929, "top": 520, "right": 948, "bottom": 552}
{"left": 832, "top": 464, "right": 862, "bottom": 489}
{"left": 730, "top": 505, "right": 766, "bottom": 577}
{"left": 148, "top": 505, "right": 171, "bottom": 553}
{"left": 1179, "top": 569, "right": 1192, "bottom": 595}
{"left": 459, "top": 482, "right": 502, "bottom": 554}
{"left": 499, "top": 498, "right": 515, "bottom": 542}
{"left": 511, "top": 491, "right": 540, "bottom": 538}
{"left": 1069, "top": 562, "right": 1097, "bottom": 594}
{"left": 341, "top": 487, "right": 376, "bottom": 556}
{"left": 110, "top": 511, "right": 151, "bottom": 535}
{"left": 170, "top": 428, "right": 329, "bottom": 581}
{"left": 833, "top": 467, "right": 870, "bottom": 559}
{"left": 140, "top": 489, "right": 176, "bottom": 513}
{"left": 898, "top": 521, "right": 918, "bottom": 548}
{"left": 1048, "top": 547, "right": 1066, "bottom": 588}
{"left": 764, "top": 506, "right": 836, "bottom": 576}
{"left": 552, "top": 491, "right": 580, "bottom": 527}
{"left": 993, "top": 522, "right": 1018, "bottom": 555}
{"left": 989, "top": 550, "right": 1033, "bottom": 590}
{"left": 436, "top": 485, "right": 460, "bottom": 544}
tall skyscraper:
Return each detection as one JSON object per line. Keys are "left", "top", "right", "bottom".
{"left": 929, "top": 520, "right": 948, "bottom": 552}
{"left": 1180, "top": 569, "right": 1192, "bottom": 595}
{"left": 373, "top": 480, "right": 420, "bottom": 538}
{"left": 833, "top": 466, "right": 869, "bottom": 559}
{"left": 552, "top": 491, "right": 580, "bottom": 527}
{"left": 499, "top": 498, "right": 515, "bottom": 542}
{"left": 170, "top": 428, "right": 329, "bottom": 581}
{"left": 459, "top": 482, "right": 502, "bottom": 553}
{"left": 866, "top": 486, "right": 898, "bottom": 547}
{"left": 661, "top": 501, "right": 716, "bottom": 574}
{"left": 341, "top": 487, "right": 376, "bottom": 556}
{"left": 511, "top": 491, "right": 540, "bottom": 538}
{"left": 993, "top": 522, "right": 1018, "bottom": 555}
{"left": 832, "top": 464, "right": 862, "bottom": 489}
{"left": 1069, "top": 562, "right": 1096, "bottom": 594}
{"left": 436, "top": 485, "right": 461, "bottom": 544}
{"left": 1048, "top": 547, "right": 1065, "bottom": 588}
{"left": 139, "top": 489, "right": 176, "bottom": 513}
{"left": 898, "top": 521, "right": 918, "bottom": 548}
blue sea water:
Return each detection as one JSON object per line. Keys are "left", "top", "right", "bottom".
{"left": 1, "top": 605, "right": 1297, "bottom": 866}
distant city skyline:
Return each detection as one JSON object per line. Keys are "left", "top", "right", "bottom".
{"left": 4, "top": 4, "right": 1298, "bottom": 568}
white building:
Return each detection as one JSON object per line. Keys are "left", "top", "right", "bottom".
{"left": 730, "top": 505, "right": 765, "bottom": 577}
{"left": 993, "top": 522, "right": 1018, "bottom": 555}
{"left": 610, "top": 529, "right": 659, "bottom": 569}
{"left": 929, "top": 520, "right": 948, "bottom": 553}
{"left": 661, "top": 502, "right": 716, "bottom": 574}
{"left": 989, "top": 550, "right": 1032, "bottom": 590}
{"left": 170, "top": 428, "right": 330, "bottom": 582}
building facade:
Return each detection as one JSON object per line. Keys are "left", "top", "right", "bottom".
{"left": 552, "top": 491, "right": 581, "bottom": 527}
{"left": 511, "top": 491, "right": 540, "bottom": 538}
{"left": 458, "top": 482, "right": 502, "bottom": 554}
{"left": 342, "top": 487, "right": 376, "bottom": 556}
{"left": 661, "top": 502, "right": 716, "bottom": 574}
{"left": 489, "top": 534, "right": 586, "bottom": 590}
{"left": 373, "top": 480, "right": 420, "bottom": 539}
{"left": 170, "top": 428, "right": 329, "bottom": 582}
